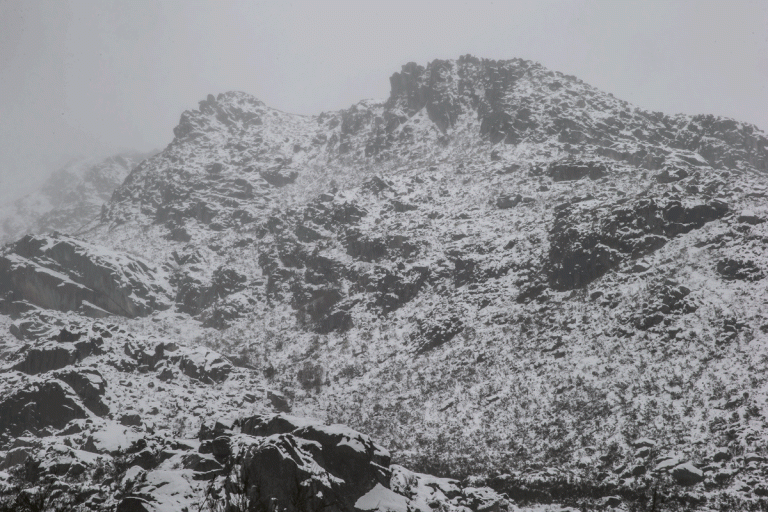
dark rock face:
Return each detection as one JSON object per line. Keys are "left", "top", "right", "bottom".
{"left": 177, "top": 349, "right": 233, "bottom": 384}
{"left": 0, "top": 234, "right": 172, "bottom": 318}
{"left": 116, "top": 497, "right": 152, "bottom": 512}
{"left": 256, "top": 195, "right": 427, "bottom": 334}
{"left": 717, "top": 259, "right": 764, "bottom": 281}
{"left": 412, "top": 316, "right": 464, "bottom": 354}
{"left": 496, "top": 194, "right": 522, "bottom": 209}
{"left": 53, "top": 368, "right": 109, "bottom": 416}
{"left": 548, "top": 160, "right": 608, "bottom": 181}
{"left": 12, "top": 330, "right": 103, "bottom": 375}
{"left": 655, "top": 167, "right": 689, "bottom": 183}
{"left": 345, "top": 230, "right": 390, "bottom": 262}
{"left": 546, "top": 198, "right": 728, "bottom": 290}
{"left": 121, "top": 337, "right": 233, "bottom": 384}
{"left": 671, "top": 463, "right": 705, "bottom": 486}
{"left": 174, "top": 266, "right": 247, "bottom": 317}
{"left": 354, "top": 266, "right": 430, "bottom": 314}
{"left": 260, "top": 168, "right": 299, "bottom": 187}
{"left": 267, "top": 391, "right": 291, "bottom": 413}
{"left": 236, "top": 415, "right": 391, "bottom": 512}
{"left": 0, "top": 378, "right": 88, "bottom": 437}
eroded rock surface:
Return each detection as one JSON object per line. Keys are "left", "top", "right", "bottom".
{"left": 0, "top": 234, "right": 172, "bottom": 318}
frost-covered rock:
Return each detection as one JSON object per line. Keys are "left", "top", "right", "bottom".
{"left": 0, "top": 233, "right": 172, "bottom": 317}
{"left": 671, "top": 463, "right": 704, "bottom": 486}
{"left": 0, "top": 374, "right": 88, "bottom": 438}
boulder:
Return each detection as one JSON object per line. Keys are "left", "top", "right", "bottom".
{"left": 737, "top": 212, "right": 765, "bottom": 225}
{"left": 671, "top": 463, "right": 704, "bottom": 486}
{"left": 496, "top": 194, "right": 522, "bottom": 209}
{"left": 120, "top": 412, "right": 142, "bottom": 427}
{"left": 655, "top": 168, "right": 689, "bottom": 183}
{"left": 238, "top": 421, "right": 391, "bottom": 512}
{"left": 13, "top": 332, "right": 103, "bottom": 375}
{"left": 53, "top": 368, "right": 109, "bottom": 416}
{"left": 713, "top": 449, "right": 731, "bottom": 463}
{"left": 291, "top": 423, "right": 391, "bottom": 491}
{"left": 176, "top": 347, "right": 232, "bottom": 384}
{"left": 267, "top": 391, "right": 292, "bottom": 413}
{"left": 0, "top": 377, "right": 88, "bottom": 437}
{"left": 260, "top": 168, "right": 298, "bottom": 187}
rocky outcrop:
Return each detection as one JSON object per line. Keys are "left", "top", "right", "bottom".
{"left": 546, "top": 198, "right": 728, "bottom": 290}
{"left": 0, "top": 234, "right": 172, "bottom": 318}
{"left": 5, "top": 57, "right": 768, "bottom": 512}
{"left": 716, "top": 258, "right": 764, "bottom": 281}
{"left": 11, "top": 329, "right": 104, "bottom": 374}
{"left": 177, "top": 348, "right": 233, "bottom": 384}
{"left": 548, "top": 160, "right": 608, "bottom": 181}
{"left": 121, "top": 338, "right": 233, "bottom": 384}
{"left": 0, "top": 376, "right": 88, "bottom": 438}
{"left": 236, "top": 417, "right": 391, "bottom": 512}
{"left": 412, "top": 316, "right": 464, "bottom": 355}
{"left": 260, "top": 168, "right": 299, "bottom": 187}
{"left": 53, "top": 368, "right": 109, "bottom": 416}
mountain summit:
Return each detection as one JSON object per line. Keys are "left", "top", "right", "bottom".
{"left": 2, "top": 56, "right": 768, "bottom": 510}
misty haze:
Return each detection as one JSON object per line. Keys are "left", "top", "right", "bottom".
{"left": 1, "top": 1, "right": 768, "bottom": 511}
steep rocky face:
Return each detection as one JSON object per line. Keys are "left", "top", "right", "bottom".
{"left": 0, "top": 233, "right": 172, "bottom": 318}
{"left": 0, "top": 374, "right": 89, "bottom": 438}
{"left": 3, "top": 56, "right": 768, "bottom": 510}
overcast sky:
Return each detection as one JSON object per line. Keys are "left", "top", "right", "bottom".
{"left": 1, "top": 0, "right": 766, "bottom": 196}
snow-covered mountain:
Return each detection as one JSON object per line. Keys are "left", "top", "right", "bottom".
{"left": 0, "top": 152, "right": 152, "bottom": 244}
{"left": 2, "top": 56, "right": 768, "bottom": 511}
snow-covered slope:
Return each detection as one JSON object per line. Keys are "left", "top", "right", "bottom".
{"left": 2, "top": 56, "right": 768, "bottom": 510}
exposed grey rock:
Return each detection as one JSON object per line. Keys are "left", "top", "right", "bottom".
{"left": 12, "top": 330, "right": 103, "bottom": 375}
{"left": 52, "top": 367, "right": 109, "bottom": 416}
{"left": 737, "top": 212, "right": 765, "bottom": 225}
{"left": 0, "top": 377, "right": 88, "bottom": 438}
{"left": 548, "top": 160, "right": 608, "bottom": 181}
{"left": 717, "top": 258, "right": 764, "bottom": 281}
{"left": 260, "top": 168, "right": 298, "bottom": 187}
{"left": 655, "top": 167, "right": 689, "bottom": 183}
{"left": 496, "top": 194, "right": 522, "bottom": 209}
{"left": 671, "top": 463, "right": 704, "bottom": 486}
{"left": 546, "top": 198, "right": 728, "bottom": 290}
{"left": 176, "top": 348, "right": 232, "bottom": 384}
{"left": 120, "top": 413, "right": 142, "bottom": 427}
{"left": 0, "top": 234, "right": 172, "bottom": 318}
{"left": 267, "top": 390, "right": 291, "bottom": 413}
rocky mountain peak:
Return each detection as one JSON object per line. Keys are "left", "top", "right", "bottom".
{"left": 3, "top": 56, "right": 768, "bottom": 510}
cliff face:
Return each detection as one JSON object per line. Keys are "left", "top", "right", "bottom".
{"left": 3, "top": 56, "right": 768, "bottom": 510}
